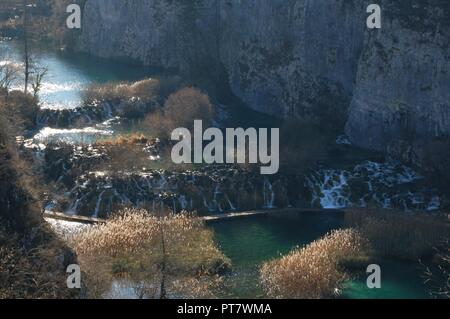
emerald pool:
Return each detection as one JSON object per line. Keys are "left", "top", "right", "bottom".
{"left": 210, "top": 211, "right": 430, "bottom": 299}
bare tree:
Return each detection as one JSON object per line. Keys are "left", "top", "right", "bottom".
{"left": 0, "top": 60, "right": 20, "bottom": 92}
{"left": 23, "top": 0, "right": 31, "bottom": 94}
{"left": 158, "top": 212, "right": 168, "bottom": 299}
{"left": 30, "top": 65, "right": 47, "bottom": 97}
{"left": 422, "top": 241, "right": 450, "bottom": 299}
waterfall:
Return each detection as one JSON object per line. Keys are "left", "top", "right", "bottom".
{"left": 318, "top": 170, "right": 350, "bottom": 209}
{"left": 225, "top": 194, "right": 236, "bottom": 211}
{"left": 93, "top": 190, "right": 106, "bottom": 218}
{"left": 172, "top": 197, "right": 176, "bottom": 213}
{"left": 263, "top": 178, "right": 275, "bottom": 209}
{"left": 67, "top": 199, "right": 80, "bottom": 216}
{"left": 179, "top": 195, "right": 188, "bottom": 210}
{"left": 307, "top": 160, "right": 440, "bottom": 211}
{"left": 103, "top": 102, "right": 113, "bottom": 118}
{"left": 213, "top": 184, "right": 221, "bottom": 212}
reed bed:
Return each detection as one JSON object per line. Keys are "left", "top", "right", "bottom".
{"left": 345, "top": 209, "right": 449, "bottom": 260}
{"left": 70, "top": 208, "right": 230, "bottom": 298}
{"left": 260, "top": 229, "right": 370, "bottom": 299}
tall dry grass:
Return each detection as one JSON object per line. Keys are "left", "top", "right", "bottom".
{"left": 345, "top": 209, "right": 449, "bottom": 260}
{"left": 70, "top": 208, "right": 230, "bottom": 298}
{"left": 96, "top": 133, "right": 151, "bottom": 146}
{"left": 260, "top": 229, "right": 370, "bottom": 299}
{"left": 83, "top": 79, "right": 160, "bottom": 104}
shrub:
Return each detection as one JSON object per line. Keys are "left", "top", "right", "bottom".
{"left": 1, "top": 90, "right": 39, "bottom": 130}
{"left": 143, "top": 109, "right": 176, "bottom": 139}
{"left": 422, "top": 241, "right": 450, "bottom": 299}
{"left": 260, "top": 229, "right": 370, "bottom": 299}
{"left": 97, "top": 134, "right": 150, "bottom": 146}
{"left": 0, "top": 230, "right": 77, "bottom": 299}
{"left": 164, "top": 87, "right": 214, "bottom": 130}
{"left": 345, "top": 209, "right": 449, "bottom": 260}
{"left": 70, "top": 208, "right": 230, "bottom": 299}
{"left": 83, "top": 78, "right": 160, "bottom": 105}
{"left": 144, "top": 87, "right": 214, "bottom": 139}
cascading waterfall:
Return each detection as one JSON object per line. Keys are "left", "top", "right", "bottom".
{"left": 225, "top": 194, "right": 236, "bottom": 211}
{"left": 30, "top": 102, "right": 444, "bottom": 218}
{"left": 263, "top": 178, "right": 275, "bottom": 209}
{"left": 93, "top": 190, "right": 106, "bottom": 218}
{"left": 35, "top": 141, "right": 445, "bottom": 217}
{"left": 306, "top": 160, "right": 441, "bottom": 211}
{"left": 306, "top": 170, "right": 351, "bottom": 209}
{"left": 179, "top": 195, "right": 188, "bottom": 210}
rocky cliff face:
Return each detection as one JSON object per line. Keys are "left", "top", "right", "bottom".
{"left": 346, "top": 1, "right": 450, "bottom": 152}
{"left": 76, "top": 0, "right": 450, "bottom": 156}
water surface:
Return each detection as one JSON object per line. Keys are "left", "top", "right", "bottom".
{"left": 210, "top": 212, "right": 430, "bottom": 299}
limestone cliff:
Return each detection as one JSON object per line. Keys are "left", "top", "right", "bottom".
{"left": 75, "top": 0, "right": 450, "bottom": 158}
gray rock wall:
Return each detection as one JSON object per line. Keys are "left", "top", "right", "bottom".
{"left": 76, "top": 0, "right": 450, "bottom": 155}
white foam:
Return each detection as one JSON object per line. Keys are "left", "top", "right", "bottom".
{"left": 33, "top": 127, "right": 113, "bottom": 144}
{"left": 45, "top": 217, "right": 90, "bottom": 237}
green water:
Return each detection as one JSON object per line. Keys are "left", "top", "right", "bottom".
{"left": 210, "top": 212, "right": 430, "bottom": 299}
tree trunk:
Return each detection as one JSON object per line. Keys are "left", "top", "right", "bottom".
{"left": 159, "top": 224, "right": 167, "bottom": 299}
{"left": 23, "top": 0, "right": 29, "bottom": 94}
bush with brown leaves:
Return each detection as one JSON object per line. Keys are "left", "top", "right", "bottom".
{"left": 260, "top": 229, "right": 370, "bottom": 299}
{"left": 83, "top": 79, "right": 160, "bottom": 104}
{"left": 144, "top": 87, "right": 214, "bottom": 139}
{"left": 345, "top": 209, "right": 449, "bottom": 260}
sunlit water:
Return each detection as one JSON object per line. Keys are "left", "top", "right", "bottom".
{"left": 1, "top": 40, "right": 154, "bottom": 109}
{"left": 1, "top": 40, "right": 155, "bottom": 143}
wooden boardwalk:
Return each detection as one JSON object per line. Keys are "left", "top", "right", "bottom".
{"left": 44, "top": 208, "right": 344, "bottom": 225}
{"left": 44, "top": 211, "right": 107, "bottom": 224}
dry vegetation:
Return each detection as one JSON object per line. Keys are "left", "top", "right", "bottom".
{"left": 260, "top": 229, "right": 371, "bottom": 299}
{"left": 423, "top": 241, "right": 450, "bottom": 298}
{"left": 96, "top": 133, "right": 152, "bottom": 147}
{"left": 83, "top": 76, "right": 183, "bottom": 105}
{"left": 0, "top": 89, "right": 77, "bottom": 299}
{"left": 345, "top": 209, "right": 449, "bottom": 298}
{"left": 83, "top": 79, "right": 161, "bottom": 105}
{"left": 70, "top": 208, "right": 230, "bottom": 299}
{"left": 345, "top": 209, "right": 449, "bottom": 260}
{"left": 0, "top": 228, "right": 77, "bottom": 299}
{"left": 145, "top": 87, "right": 215, "bottom": 139}
{"left": 2, "top": 90, "right": 39, "bottom": 130}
